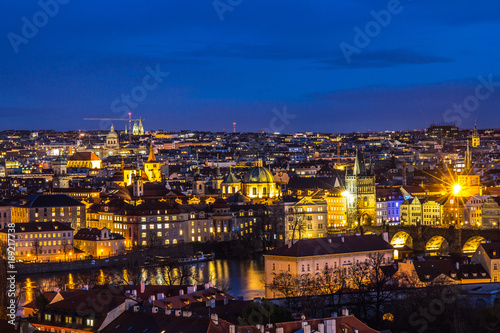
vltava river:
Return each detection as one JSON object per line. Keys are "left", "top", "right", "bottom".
{"left": 19, "top": 258, "right": 265, "bottom": 305}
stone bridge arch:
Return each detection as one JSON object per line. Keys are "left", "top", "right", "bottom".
{"left": 462, "top": 236, "right": 486, "bottom": 255}
{"left": 390, "top": 231, "right": 413, "bottom": 249}
{"left": 425, "top": 236, "right": 449, "bottom": 255}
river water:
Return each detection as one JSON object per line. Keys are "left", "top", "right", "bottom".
{"left": 19, "top": 258, "right": 265, "bottom": 304}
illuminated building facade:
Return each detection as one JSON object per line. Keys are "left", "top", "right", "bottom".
{"left": 144, "top": 141, "right": 162, "bottom": 182}
{"left": 74, "top": 227, "right": 125, "bottom": 257}
{"left": 0, "top": 222, "right": 75, "bottom": 262}
{"left": 345, "top": 150, "right": 376, "bottom": 226}
{"left": 326, "top": 191, "right": 347, "bottom": 231}
{"left": 241, "top": 160, "right": 280, "bottom": 200}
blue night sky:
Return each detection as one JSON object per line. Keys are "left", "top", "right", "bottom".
{"left": 1, "top": 0, "right": 500, "bottom": 133}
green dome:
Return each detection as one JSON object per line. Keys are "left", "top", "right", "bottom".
{"left": 54, "top": 155, "right": 67, "bottom": 165}
{"left": 243, "top": 166, "right": 274, "bottom": 183}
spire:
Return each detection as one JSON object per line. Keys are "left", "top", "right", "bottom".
{"left": 139, "top": 118, "right": 144, "bottom": 135}
{"left": 353, "top": 149, "right": 366, "bottom": 176}
{"left": 110, "top": 124, "right": 114, "bottom": 132}
{"left": 147, "top": 140, "right": 156, "bottom": 162}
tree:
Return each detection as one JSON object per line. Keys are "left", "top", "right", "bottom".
{"left": 287, "top": 209, "right": 307, "bottom": 243}
{"left": 318, "top": 265, "right": 347, "bottom": 313}
{"left": 34, "top": 294, "right": 50, "bottom": 311}
{"left": 61, "top": 240, "right": 72, "bottom": 261}
{"left": 365, "top": 252, "right": 396, "bottom": 325}
{"left": 32, "top": 239, "right": 43, "bottom": 261}
{"left": 267, "top": 272, "right": 300, "bottom": 308}
{"left": 146, "top": 231, "right": 161, "bottom": 250}
{"left": 238, "top": 301, "right": 293, "bottom": 326}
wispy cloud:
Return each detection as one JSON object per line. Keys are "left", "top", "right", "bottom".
{"left": 312, "top": 48, "right": 453, "bottom": 69}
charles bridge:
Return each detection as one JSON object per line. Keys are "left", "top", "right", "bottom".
{"left": 359, "top": 224, "right": 500, "bottom": 255}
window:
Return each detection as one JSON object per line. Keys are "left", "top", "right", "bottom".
{"left": 272, "top": 263, "right": 275, "bottom": 270}
{"left": 44, "top": 314, "right": 52, "bottom": 321}
{"left": 65, "top": 316, "right": 72, "bottom": 324}
{"left": 86, "top": 319, "right": 94, "bottom": 327}
{"left": 301, "top": 265, "right": 305, "bottom": 272}
{"left": 288, "top": 264, "right": 290, "bottom": 271}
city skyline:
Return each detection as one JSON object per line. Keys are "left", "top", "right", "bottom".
{"left": 1, "top": 1, "right": 500, "bottom": 132}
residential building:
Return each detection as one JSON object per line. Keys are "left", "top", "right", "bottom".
{"left": 0, "top": 222, "right": 75, "bottom": 262}
{"left": 472, "top": 242, "right": 500, "bottom": 282}
{"left": 12, "top": 194, "right": 86, "bottom": 230}
{"left": 74, "top": 227, "right": 125, "bottom": 257}
{"left": 283, "top": 197, "right": 327, "bottom": 241}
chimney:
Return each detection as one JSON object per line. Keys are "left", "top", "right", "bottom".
{"left": 157, "top": 293, "right": 164, "bottom": 300}
{"left": 140, "top": 282, "right": 145, "bottom": 294}
{"left": 318, "top": 323, "right": 325, "bottom": 333}
{"left": 229, "top": 325, "right": 236, "bottom": 333}
{"left": 179, "top": 289, "right": 184, "bottom": 296}
{"left": 132, "top": 290, "right": 137, "bottom": 296}
{"left": 276, "top": 328, "right": 284, "bottom": 333}
{"left": 325, "top": 319, "right": 336, "bottom": 333}
{"left": 341, "top": 237, "right": 344, "bottom": 243}
{"left": 382, "top": 232, "right": 389, "bottom": 243}
{"left": 288, "top": 240, "right": 292, "bottom": 248}
{"left": 211, "top": 313, "right": 219, "bottom": 325}
{"left": 129, "top": 280, "right": 133, "bottom": 285}
{"left": 210, "top": 298, "right": 216, "bottom": 309}
{"left": 304, "top": 325, "right": 311, "bottom": 333}
{"left": 456, "top": 262, "right": 459, "bottom": 270}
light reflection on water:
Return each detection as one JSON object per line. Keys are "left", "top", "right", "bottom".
{"left": 19, "top": 258, "right": 265, "bottom": 302}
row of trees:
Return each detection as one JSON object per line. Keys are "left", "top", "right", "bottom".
{"left": 267, "top": 252, "right": 413, "bottom": 324}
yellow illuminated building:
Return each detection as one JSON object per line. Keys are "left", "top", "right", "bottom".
{"left": 326, "top": 191, "right": 347, "bottom": 231}
{"left": 144, "top": 141, "right": 162, "bottom": 182}
{"left": 241, "top": 160, "right": 280, "bottom": 200}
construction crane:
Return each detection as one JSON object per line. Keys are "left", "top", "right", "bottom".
{"left": 84, "top": 113, "right": 144, "bottom": 141}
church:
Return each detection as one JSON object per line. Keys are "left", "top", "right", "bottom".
{"left": 93, "top": 124, "right": 122, "bottom": 158}
{"left": 194, "top": 159, "right": 281, "bottom": 202}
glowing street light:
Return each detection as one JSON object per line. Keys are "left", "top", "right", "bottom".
{"left": 452, "top": 184, "right": 462, "bottom": 196}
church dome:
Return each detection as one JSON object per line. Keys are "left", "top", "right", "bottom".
{"left": 243, "top": 161, "right": 274, "bottom": 183}
{"left": 107, "top": 124, "right": 118, "bottom": 139}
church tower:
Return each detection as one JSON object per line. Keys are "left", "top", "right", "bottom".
{"left": 144, "top": 140, "right": 162, "bottom": 182}
{"left": 345, "top": 150, "right": 376, "bottom": 227}
{"left": 132, "top": 168, "right": 144, "bottom": 197}
{"left": 472, "top": 122, "right": 480, "bottom": 148}
{"left": 53, "top": 155, "right": 69, "bottom": 189}
{"left": 192, "top": 167, "right": 206, "bottom": 195}
{"left": 212, "top": 165, "right": 224, "bottom": 191}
